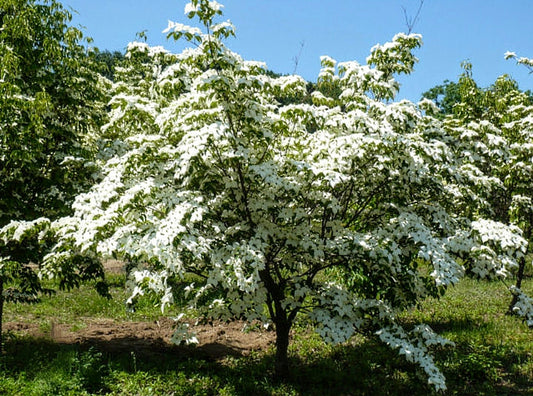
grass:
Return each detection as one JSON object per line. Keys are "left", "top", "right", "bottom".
{"left": 1, "top": 275, "right": 532, "bottom": 395}
{"left": 3, "top": 275, "right": 174, "bottom": 328}
{"left": 401, "top": 278, "right": 533, "bottom": 395}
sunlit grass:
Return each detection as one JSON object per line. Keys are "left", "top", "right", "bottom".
{"left": 4, "top": 274, "right": 176, "bottom": 328}
{"left": 1, "top": 275, "right": 532, "bottom": 395}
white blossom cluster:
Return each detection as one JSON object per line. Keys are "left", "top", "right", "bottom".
{"left": 510, "top": 286, "right": 533, "bottom": 327}
{"left": 377, "top": 324, "right": 453, "bottom": 391}
{"left": 469, "top": 219, "right": 527, "bottom": 278}
{"left": 0, "top": 217, "right": 51, "bottom": 245}
{"left": 504, "top": 51, "right": 533, "bottom": 71}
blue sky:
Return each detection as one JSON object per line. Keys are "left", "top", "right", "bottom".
{"left": 63, "top": 0, "right": 533, "bottom": 102}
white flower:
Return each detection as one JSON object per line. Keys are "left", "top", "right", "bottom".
{"left": 163, "top": 21, "right": 202, "bottom": 36}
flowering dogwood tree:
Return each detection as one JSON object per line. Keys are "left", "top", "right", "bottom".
{"left": 43, "top": 0, "right": 529, "bottom": 390}
{"left": 435, "top": 64, "right": 533, "bottom": 320}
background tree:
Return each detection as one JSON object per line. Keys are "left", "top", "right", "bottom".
{"left": 94, "top": 49, "right": 125, "bottom": 81}
{"left": 0, "top": 0, "right": 109, "bottom": 351}
{"left": 421, "top": 62, "right": 533, "bottom": 118}
{"left": 429, "top": 63, "right": 533, "bottom": 318}
{"left": 420, "top": 79, "right": 461, "bottom": 117}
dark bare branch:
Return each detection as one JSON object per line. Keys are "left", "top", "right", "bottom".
{"left": 402, "top": 0, "right": 425, "bottom": 34}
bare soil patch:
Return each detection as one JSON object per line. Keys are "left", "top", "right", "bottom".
{"left": 5, "top": 261, "right": 275, "bottom": 360}
{"left": 4, "top": 318, "right": 275, "bottom": 360}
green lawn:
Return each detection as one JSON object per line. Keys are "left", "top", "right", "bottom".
{"left": 1, "top": 275, "right": 532, "bottom": 395}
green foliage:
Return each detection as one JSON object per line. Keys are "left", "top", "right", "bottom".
{"left": 1, "top": 0, "right": 531, "bottom": 391}
{"left": 422, "top": 62, "right": 533, "bottom": 119}
{"left": 421, "top": 79, "right": 461, "bottom": 117}
{"left": 0, "top": 261, "right": 54, "bottom": 304}
{"left": 0, "top": 0, "right": 107, "bottom": 224}
{"left": 94, "top": 50, "right": 126, "bottom": 81}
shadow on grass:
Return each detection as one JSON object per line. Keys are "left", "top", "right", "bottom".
{"left": 402, "top": 313, "right": 495, "bottom": 333}
{"left": 435, "top": 337, "right": 533, "bottom": 396}
{"left": 1, "top": 330, "right": 531, "bottom": 396}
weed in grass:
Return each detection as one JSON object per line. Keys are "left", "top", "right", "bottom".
{"left": 129, "top": 351, "right": 137, "bottom": 373}
{"left": 70, "top": 347, "right": 110, "bottom": 393}
{"left": 37, "top": 321, "right": 51, "bottom": 336}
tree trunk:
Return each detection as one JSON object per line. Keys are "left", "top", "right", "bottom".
{"left": 259, "top": 266, "right": 295, "bottom": 380}
{"left": 274, "top": 318, "right": 291, "bottom": 380}
{"left": 508, "top": 255, "right": 526, "bottom": 315}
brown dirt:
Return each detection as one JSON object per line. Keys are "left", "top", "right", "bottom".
{"left": 4, "top": 318, "right": 275, "bottom": 360}
{"left": 4, "top": 260, "right": 275, "bottom": 360}
{"left": 102, "top": 259, "right": 127, "bottom": 274}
